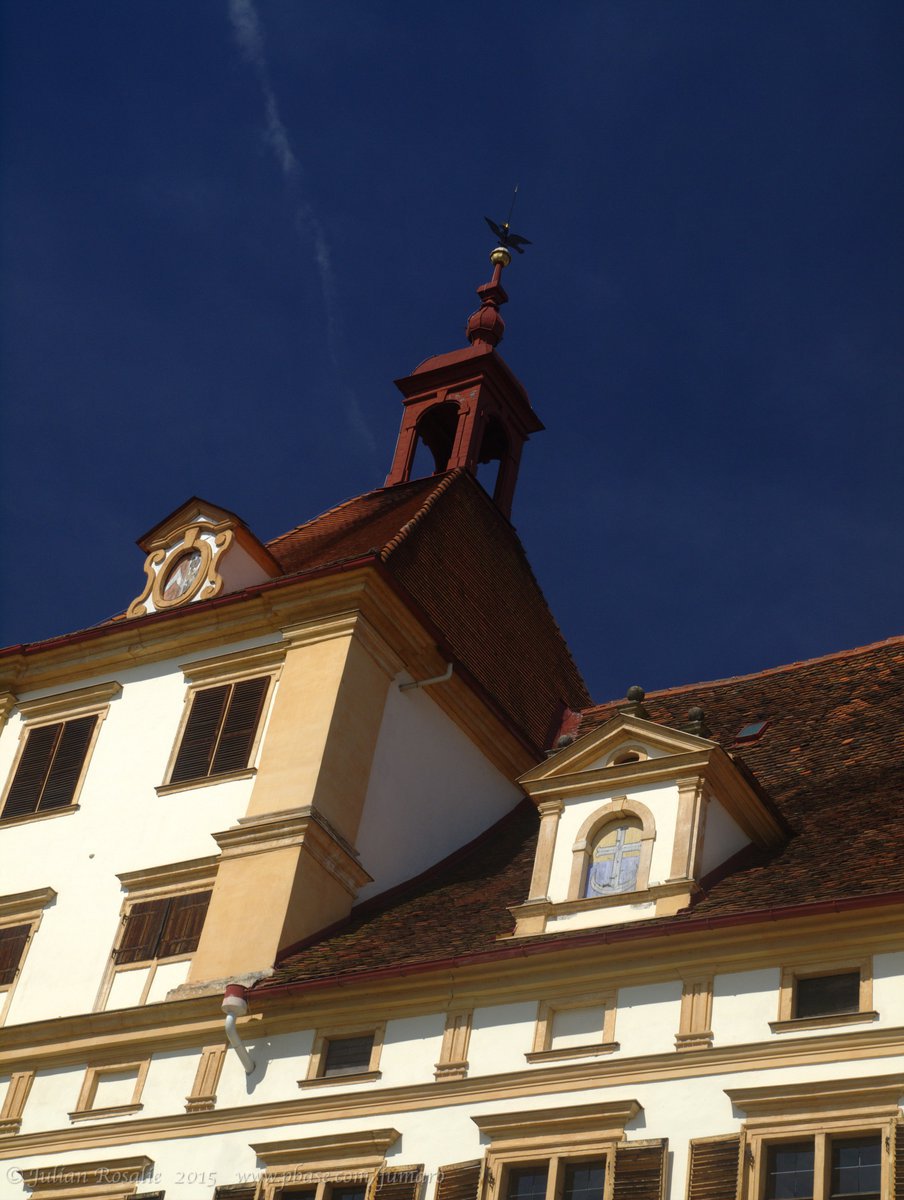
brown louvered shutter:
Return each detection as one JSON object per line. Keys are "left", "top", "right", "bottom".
{"left": 39, "top": 715, "right": 96, "bottom": 811}
{"left": 893, "top": 1123, "right": 904, "bottom": 1200}
{"left": 612, "top": 1140, "right": 668, "bottom": 1200}
{"left": 113, "top": 898, "right": 169, "bottom": 965}
{"left": 171, "top": 685, "right": 230, "bottom": 783}
{"left": 0, "top": 924, "right": 30, "bottom": 985}
{"left": 213, "top": 1187, "right": 256, "bottom": 1200}
{"left": 210, "top": 676, "right": 268, "bottom": 775}
{"left": 374, "top": 1167, "right": 425, "bottom": 1200}
{"left": 435, "top": 1162, "right": 482, "bottom": 1200}
{"left": 2, "top": 723, "right": 61, "bottom": 820}
{"left": 687, "top": 1136, "right": 743, "bottom": 1200}
{"left": 157, "top": 890, "right": 211, "bottom": 957}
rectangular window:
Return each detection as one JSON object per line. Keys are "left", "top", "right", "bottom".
{"left": 302, "top": 1023, "right": 385, "bottom": 1084}
{"left": 794, "top": 972, "right": 860, "bottom": 1019}
{"left": 169, "top": 677, "right": 269, "bottom": 784}
{"left": 322, "top": 1034, "right": 375, "bottom": 1077}
{"left": 0, "top": 925, "right": 30, "bottom": 986}
{"left": 1, "top": 716, "right": 97, "bottom": 821}
{"left": 765, "top": 1142, "right": 814, "bottom": 1200}
{"left": 762, "top": 1136, "right": 884, "bottom": 1200}
{"left": 504, "top": 1161, "right": 606, "bottom": 1200}
{"left": 830, "top": 1137, "right": 881, "bottom": 1200}
{"left": 113, "top": 891, "right": 211, "bottom": 965}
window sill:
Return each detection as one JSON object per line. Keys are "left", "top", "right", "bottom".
{"left": 156, "top": 768, "right": 255, "bottom": 796}
{"left": 0, "top": 1117, "right": 22, "bottom": 1136}
{"left": 769, "top": 1010, "right": 879, "bottom": 1034}
{"left": 0, "top": 804, "right": 80, "bottom": 830}
{"left": 525, "top": 1041, "right": 619, "bottom": 1063}
{"left": 68, "top": 1103, "right": 143, "bottom": 1122}
{"left": 297, "top": 1070, "right": 381, "bottom": 1089}
{"left": 675, "top": 1031, "right": 714, "bottom": 1052}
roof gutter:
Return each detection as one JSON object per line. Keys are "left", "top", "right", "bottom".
{"left": 253, "top": 888, "right": 904, "bottom": 1003}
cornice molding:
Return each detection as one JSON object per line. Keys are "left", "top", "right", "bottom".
{"left": 251, "top": 1127, "right": 401, "bottom": 1167}
{"left": 0, "top": 886, "right": 57, "bottom": 923}
{"left": 474, "top": 1098, "right": 640, "bottom": 1147}
{"left": 726, "top": 1072, "right": 904, "bottom": 1124}
{"left": 15, "top": 680, "right": 123, "bottom": 722}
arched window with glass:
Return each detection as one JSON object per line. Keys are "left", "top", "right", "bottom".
{"left": 584, "top": 819, "right": 644, "bottom": 897}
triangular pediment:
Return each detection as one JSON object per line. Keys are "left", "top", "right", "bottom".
{"left": 521, "top": 713, "right": 715, "bottom": 786}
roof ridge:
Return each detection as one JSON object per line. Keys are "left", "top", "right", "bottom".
{"left": 378, "top": 469, "right": 463, "bottom": 561}
{"left": 587, "top": 631, "right": 904, "bottom": 713}
{"left": 266, "top": 475, "right": 438, "bottom": 549}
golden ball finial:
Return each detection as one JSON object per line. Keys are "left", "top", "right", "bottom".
{"left": 490, "top": 245, "right": 512, "bottom": 268}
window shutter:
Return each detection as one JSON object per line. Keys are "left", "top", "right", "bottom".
{"left": 2, "top": 723, "right": 61, "bottom": 819}
{"left": 210, "top": 676, "right": 269, "bottom": 775}
{"left": 0, "top": 924, "right": 30, "bottom": 986}
{"left": 374, "top": 1168, "right": 425, "bottom": 1200}
{"left": 435, "top": 1162, "right": 482, "bottom": 1200}
{"left": 157, "top": 890, "right": 212, "bottom": 957}
{"left": 893, "top": 1123, "right": 904, "bottom": 1200}
{"left": 171, "top": 685, "right": 230, "bottom": 783}
{"left": 687, "top": 1136, "right": 743, "bottom": 1200}
{"left": 113, "top": 898, "right": 169, "bottom": 965}
{"left": 39, "top": 715, "right": 97, "bottom": 811}
{"left": 612, "top": 1140, "right": 668, "bottom": 1200}
{"left": 212, "top": 1187, "right": 257, "bottom": 1200}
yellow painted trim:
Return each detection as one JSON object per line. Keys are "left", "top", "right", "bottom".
{"left": 0, "top": 888, "right": 56, "bottom": 1027}
{"left": 0, "top": 1069, "right": 33, "bottom": 1134}
{"left": 531, "top": 992, "right": 617, "bottom": 1055}
{"left": 676, "top": 976, "right": 713, "bottom": 1051}
{"left": 19, "top": 1154, "right": 154, "bottom": 1200}
{"left": 435, "top": 1010, "right": 473, "bottom": 1081}
{"left": 185, "top": 1044, "right": 226, "bottom": 1113}
{"left": 70, "top": 1059, "right": 150, "bottom": 1119}
{"left": 5, "top": 1025, "right": 904, "bottom": 1162}
{"left": 305, "top": 1021, "right": 385, "bottom": 1081}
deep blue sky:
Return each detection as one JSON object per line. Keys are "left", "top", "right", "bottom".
{"left": 1, "top": 1, "right": 902, "bottom": 703}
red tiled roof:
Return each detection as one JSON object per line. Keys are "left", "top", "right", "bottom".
{"left": 263, "top": 635, "right": 904, "bottom": 990}
{"left": 268, "top": 470, "right": 590, "bottom": 751}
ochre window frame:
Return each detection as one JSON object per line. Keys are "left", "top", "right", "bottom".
{"left": 301, "top": 1022, "right": 386, "bottom": 1087}
{"left": 157, "top": 643, "right": 284, "bottom": 794}
{"left": 770, "top": 957, "right": 875, "bottom": 1033}
{"left": 19, "top": 1154, "right": 155, "bottom": 1200}
{"left": 69, "top": 1059, "right": 150, "bottom": 1122}
{"left": 0, "top": 681, "right": 120, "bottom": 826}
{"left": 726, "top": 1074, "right": 902, "bottom": 1200}
{"left": 95, "top": 856, "right": 218, "bottom": 1011}
{"left": 527, "top": 993, "right": 618, "bottom": 1063}
{"left": 0, "top": 886, "right": 56, "bottom": 1026}
{"left": 473, "top": 1101, "right": 645, "bottom": 1200}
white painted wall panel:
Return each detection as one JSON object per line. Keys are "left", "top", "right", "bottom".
{"left": 615, "top": 981, "right": 683, "bottom": 1056}
{"left": 711, "top": 967, "right": 780, "bottom": 1044}
{"left": 467, "top": 1001, "right": 537, "bottom": 1075}
{"left": 356, "top": 683, "right": 521, "bottom": 901}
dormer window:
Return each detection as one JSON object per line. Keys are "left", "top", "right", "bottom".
{"left": 584, "top": 820, "right": 643, "bottom": 897}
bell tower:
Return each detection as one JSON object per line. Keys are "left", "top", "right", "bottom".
{"left": 385, "top": 243, "right": 543, "bottom": 518}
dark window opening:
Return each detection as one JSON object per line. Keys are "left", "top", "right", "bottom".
{"left": 322, "top": 1033, "right": 374, "bottom": 1077}
{"left": 563, "top": 1163, "right": 606, "bottom": 1200}
{"left": 113, "top": 890, "right": 212, "bottom": 965}
{"left": 794, "top": 972, "right": 860, "bottom": 1019}
{"left": 475, "top": 416, "right": 508, "bottom": 501}
{"left": 2, "top": 716, "right": 97, "bottom": 821}
{"left": 0, "top": 923, "right": 31, "bottom": 986}
{"left": 734, "top": 720, "right": 769, "bottom": 743}
{"left": 412, "top": 403, "right": 460, "bottom": 475}
{"left": 830, "top": 1136, "right": 881, "bottom": 1200}
{"left": 506, "top": 1167, "right": 549, "bottom": 1200}
{"left": 765, "top": 1142, "right": 815, "bottom": 1200}
{"left": 170, "top": 677, "right": 268, "bottom": 785}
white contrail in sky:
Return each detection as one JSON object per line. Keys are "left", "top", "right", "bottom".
{"left": 226, "top": 0, "right": 375, "bottom": 453}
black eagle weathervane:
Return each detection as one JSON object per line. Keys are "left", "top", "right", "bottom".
{"left": 484, "top": 184, "right": 531, "bottom": 255}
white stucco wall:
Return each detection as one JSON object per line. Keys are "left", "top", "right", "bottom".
{"left": 545, "top": 781, "right": 678, "bottom": 911}
{"left": 700, "top": 796, "right": 750, "bottom": 877}
{"left": 9, "top": 1050, "right": 904, "bottom": 1199}
{"left": 711, "top": 967, "right": 781, "bottom": 1044}
{"left": 355, "top": 682, "right": 522, "bottom": 901}
{"left": 0, "top": 637, "right": 278, "bottom": 1026}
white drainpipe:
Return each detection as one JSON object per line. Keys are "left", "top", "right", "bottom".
{"left": 222, "top": 984, "right": 255, "bottom": 1074}
{"left": 398, "top": 662, "right": 453, "bottom": 691}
